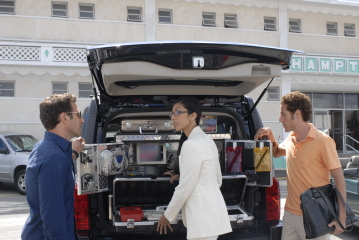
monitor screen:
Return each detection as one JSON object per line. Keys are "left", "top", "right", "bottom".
{"left": 136, "top": 143, "right": 166, "bottom": 165}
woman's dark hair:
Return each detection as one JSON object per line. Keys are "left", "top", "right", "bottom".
{"left": 173, "top": 96, "right": 202, "bottom": 174}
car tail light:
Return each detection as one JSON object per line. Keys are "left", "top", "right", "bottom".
{"left": 265, "top": 177, "right": 280, "bottom": 221}
{"left": 74, "top": 187, "right": 90, "bottom": 230}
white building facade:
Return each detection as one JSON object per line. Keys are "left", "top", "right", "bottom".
{"left": 1, "top": 0, "right": 359, "bottom": 167}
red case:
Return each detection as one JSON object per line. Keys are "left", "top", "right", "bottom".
{"left": 120, "top": 207, "right": 144, "bottom": 222}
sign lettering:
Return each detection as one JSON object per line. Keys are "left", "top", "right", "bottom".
{"left": 290, "top": 56, "right": 359, "bottom": 75}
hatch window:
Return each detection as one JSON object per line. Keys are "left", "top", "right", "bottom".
{"left": 327, "top": 22, "right": 338, "bottom": 35}
{"left": 0, "top": 0, "right": 15, "bottom": 14}
{"left": 264, "top": 17, "right": 277, "bottom": 31}
{"left": 52, "top": 1, "right": 68, "bottom": 18}
{"left": 267, "top": 87, "right": 280, "bottom": 101}
{"left": 79, "top": 83, "right": 93, "bottom": 98}
{"left": 52, "top": 82, "right": 68, "bottom": 94}
{"left": 158, "top": 9, "right": 172, "bottom": 24}
{"left": 79, "top": 3, "right": 94, "bottom": 19}
{"left": 127, "top": 7, "right": 142, "bottom": 22}
{"left": 0, "top": 81, "right": 15, "bottom": 97}
{"left": 344, "top": 23, "right": 355, "bottom": 37}
{"left": 203, "top": 12, "right": 216, "bottom": 27}
{"left": 289, "top": 19, "right": 301, "bottom": 33}
{"left": 224, "top": 14, "right": 238, "bottom": 28}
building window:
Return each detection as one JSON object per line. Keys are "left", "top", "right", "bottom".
{"left": 0, "top": 0, "right": 15, "bottom": 14}
{"left": 0, "top": 81, "right": 14, "bottom": 97}
{"left": 79, "top": 3, "right": 94, "bottom": 19}
{"left": 224, "top": 14, "right": 237, "bottom": 28}
{"left": 326, "top": 22, "right": 337, "bottom": 35}
{"left": 202, "top": 12, "right": 216, "bottom": 27}
{"left": 79, "top": 83, "right": 93, "bottom": 98}
{"left": 158, "top": 9, "right": 172, "bottom": 24}
{"left": 345, "top": 94, "right": 359, "bottom": 109}
{"left": 267, "top": 87, "right": 280, "bottom": 101}
{"left": 52, "top": 82, "right": 68, "bottom": 94}
{"left": 264, "top": 17, "right": 277, "bottom": 31}
{"left": 344, "top": 23, "right": 356, "bottom": 37}
{"left": 127, "top": 7, "right": 142, "bottom": 22}
{"left": 289, "top": 19, "right": 301, "bottom": 33}
{"left": 303, "top": 92, "right": 312, "bottom": 101}
{"left": 313, "top": 93, "right": 343, "bottom": 108}
{"left": 52, "top": 2, "right": 68, "bottom": 18}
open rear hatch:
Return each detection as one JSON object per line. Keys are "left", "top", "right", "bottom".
{"left": 86, "top": 41, "right": 301, "bottom": 103}
{"left": 79, "top": 41, "right": 299, "bottom": 234}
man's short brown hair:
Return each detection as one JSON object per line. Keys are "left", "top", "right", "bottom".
{"left": 39, "top": 93, "right": 77, "bottom": 130}
{"left": 281, "top": 91, "right": 312, "bottom": 122}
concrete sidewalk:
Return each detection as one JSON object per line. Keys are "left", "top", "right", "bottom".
{"left": 275, "top": 169, "right": 287, "bottom": 179}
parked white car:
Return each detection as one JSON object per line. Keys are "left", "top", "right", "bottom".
{"left": 0, "top": 132, "right": 39, "bottom": 195}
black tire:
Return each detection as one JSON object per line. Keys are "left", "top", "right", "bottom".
{"left": 15, "top": 169, "right": 26, "bottom": 195}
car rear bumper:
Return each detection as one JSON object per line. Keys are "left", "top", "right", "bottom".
{"left": 77, "top": 221, "right": 282, "bottom": 240}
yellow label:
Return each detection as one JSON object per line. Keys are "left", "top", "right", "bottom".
{"left": 254, "top": 147, "right": 271, "bottom": 172}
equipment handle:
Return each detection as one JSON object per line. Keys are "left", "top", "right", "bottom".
{"left": 139, "top": 126, "right": 158, "bottom": 135}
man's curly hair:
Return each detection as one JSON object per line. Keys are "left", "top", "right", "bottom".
{"left": 39, "top": 93, "right": 77, "bottom": 130}
{"left": 281, "top": 91, "right": 312, "bottom": 122}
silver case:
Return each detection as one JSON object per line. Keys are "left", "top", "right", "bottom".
{"left": 76, "top": 143, "right": 124, "bottom": 195}
{"left": 121, "top": 119, "right": 174, "bottom": 133}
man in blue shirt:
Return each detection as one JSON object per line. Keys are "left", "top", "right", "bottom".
{"left": 22, "top": 93, "right": 85, "bottom": 240}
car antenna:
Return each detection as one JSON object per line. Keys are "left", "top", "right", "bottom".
{"left": 248, "top": 77, "right": 274, "bottom": 115}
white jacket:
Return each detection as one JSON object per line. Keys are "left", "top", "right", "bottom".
{"left": 164, "top": 126, "right": 232, "bottom": 239}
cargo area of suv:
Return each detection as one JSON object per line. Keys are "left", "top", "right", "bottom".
{"left": 75, "top": 41, "right": 300, "bottom": 240}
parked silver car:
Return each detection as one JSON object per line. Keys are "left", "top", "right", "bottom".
{"left": 0, "top": 132, "right": 39, "bottom": 195}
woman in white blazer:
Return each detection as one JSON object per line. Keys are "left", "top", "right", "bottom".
{"left": 157, "top": 96, "right": 232, "bottom": 240}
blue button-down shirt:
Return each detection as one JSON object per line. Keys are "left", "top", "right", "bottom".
{"left": 22, "top": 131, "right": 77, "bottom": 240}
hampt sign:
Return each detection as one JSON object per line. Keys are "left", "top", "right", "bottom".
{"left": 289, "top": 56, "right": 359, "bottom": 74}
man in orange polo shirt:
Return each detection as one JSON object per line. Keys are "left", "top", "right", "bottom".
{"left": 255, "top": 91, "right": 346, "bottom": 240}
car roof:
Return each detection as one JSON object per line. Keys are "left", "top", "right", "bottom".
{"left": 0, "top": 131, "right": 33, "bottom": 136}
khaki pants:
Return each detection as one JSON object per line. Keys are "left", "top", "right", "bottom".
{"left": 282, "top": 211, "right": 330, "bottom": 240}
{"left": 188, "top": 235, "right": 218, "bottom": 240}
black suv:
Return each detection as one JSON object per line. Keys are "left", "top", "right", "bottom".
{"left": 75, "top": 41, "right": 300, "bottom": 240}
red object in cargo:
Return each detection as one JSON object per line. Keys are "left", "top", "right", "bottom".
{"left": 120, "top": 207, "right": 144, "bottom": 222}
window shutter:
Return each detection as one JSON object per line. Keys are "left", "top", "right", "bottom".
{"left": 52, "top": 2, "right": 68, "bottom": 17}
{"left": 0, "top": 0, "right": 15, "bottom": 14}
{"left": 79, "top": 83, "right": 93, "bottom": 98}
{"left": 127, "top": 7, "right": 142, "bottom": 22}
{"left": 224, "top": 14, "right": 238, "bottom": 28}
{"left": 0, "top": 81, "right": 15, "bottom": 97}
{"left": 326, "top": 22, "right": 337, "bottom": 35}
{"left": 203, "top": 12, "right": 216, "bottom": 27}
{"left": 344, "top": 24, "right": 356, "bottom": 37}
{"left": 264, "top": 18, "right": 277, "bottom": 31}
{"left": 289, "top": 19, "right": 301, "bottom": 33}
{"left": 267, "top": 87, "right": 280, "bottom": 101}
{"left": 52, "top": 82, "right": 68, "bottom": 94}
{"left": 79, "top": 4, "right": 94, "bottom": 19}
{"left": 158, "top": 9, "right": 172, "bottom": 24}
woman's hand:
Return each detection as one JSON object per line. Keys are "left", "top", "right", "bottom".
{"left": 156, "top": 214, "right": 173, "bottom": 234}
{"left": 164, "top": 171, "right": 179, "bottom": 184}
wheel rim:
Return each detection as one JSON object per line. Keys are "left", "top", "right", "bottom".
{"left": 18, "top": 174, "right": 26, "bottom": 192}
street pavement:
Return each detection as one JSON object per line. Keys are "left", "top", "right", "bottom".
{"left": 0, "top": 183, "right": 29, "bottom": 240}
